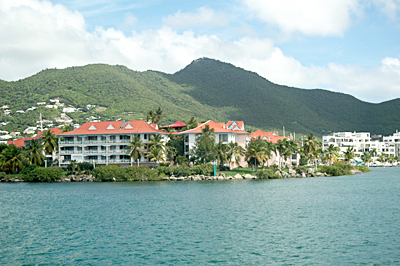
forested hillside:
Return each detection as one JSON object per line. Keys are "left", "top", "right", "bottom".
{"left": 0, "top": 58, "right": 399, "bottom": 135}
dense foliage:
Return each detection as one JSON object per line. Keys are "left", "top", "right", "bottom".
{"left": 22, "top": 167, "right": 63, "bottom": 182}
{"left": 92, "top": 165, "right": 162, "bottom": 181}
{"left": 1, "top": 58, "right": 399, "bottom": 135}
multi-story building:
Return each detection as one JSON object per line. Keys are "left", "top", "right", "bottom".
{"left": 57, "top": 120, "right": 168, "bottom": 167}
{"left": 180, "top": 120, "right": 250, "bottom": 168}
{"left": 382, "top": 130, "right": 400, "bottom": 157}
{"left": 250, "top": 130, "right": 299, "bottom": 166}
{"left": 322, "top": 132, "right": 383, "bottom": 158}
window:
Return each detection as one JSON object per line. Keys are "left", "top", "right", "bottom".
{"left": 220, "top": 134, "right": 228, "bottom": 142}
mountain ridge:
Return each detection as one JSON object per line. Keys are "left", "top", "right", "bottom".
{"left": 0, "top": 58, "right": 399, "bottom": 136}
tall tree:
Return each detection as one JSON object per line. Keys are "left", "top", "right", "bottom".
{"left": 146, "top": 110, "right": 155, "bottom": 123}
{"left": 166, "top": 134, "right": 184, "bottom": 165}
{"left": 276, "top": 140, "right": 287, "bottom": 168}
{"left": 361, "top": 151, "right": 372, "bottom": 167}
{"left": 323, "top": 144, "right": 340, "bottom": 165}
{"left": 146, "top": 147, "right": 165, "bottom": 167}
{"left": 148, "top": 134, "right": 164, "bottom": 151}
{"left": 245, "top": 137, "right": 268, "bottom": 172}
{"left": 191, "top": 125, "right": 216, "bottom": 164}
{"left": 42, "top": 129, "right": 58, "bottom": 155}
{"left": 302, "top": 133, "right": 321, "bottom": 165}
{"left": 0, "top": 145, "right": 25, "bottom": 174}
{"left": 343, "top": 146, "right": 355, "bottom": 164}
{"left": 62, "top": 124, "right": 71, "bottom": 133}
{"left": 126, "top": 135, "right": 144, "bottom": 166}
{"left": 186, "top": 116, "right": 198, "bottom": 130}
{"left": 25, "top": 139, "right": 45, "bottom": 166}
{"left": 215, "top": 141, "right": 228, "bottom": 169}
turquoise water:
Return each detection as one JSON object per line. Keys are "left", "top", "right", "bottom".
{"left": 1, "top": 167, "right": 400, "bottom": 265}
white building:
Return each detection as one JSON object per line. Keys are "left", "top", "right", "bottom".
{"left": 322, "top": 132, "right": 383, "bottom": 158}
{"left": 382, "top": 130, "right": 400, "bottom": 157}
{"left": 62, "top": 107, "right": 77, "bottom": 113}
{"left": 179, "top": 120, "right": 250, "bottom": 168}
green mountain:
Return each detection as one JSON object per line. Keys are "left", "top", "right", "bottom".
{"left": 0, "top": 58, "right": 399, "bottom": 136}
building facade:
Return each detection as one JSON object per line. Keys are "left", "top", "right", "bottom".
{"left": 58, "top": 120, "right": 168, "bottom": 167}
{"left": 180, "top": 120, "right": 250, "bottom": 168}
{"left": 322, "top": 132, "right": 383, "bottom": 158}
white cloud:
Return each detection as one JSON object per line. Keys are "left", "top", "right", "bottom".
{"left": 372, "top": 0, "right": 400, "bottom": 20}
{"left": 241, "top": 0, "right": 359, "bottom": 36}
{"left": 0, "top": 0, "right": 399, "bottom": 103}
{"left": 162, "top": 7, "right": 229, "bottom": 28}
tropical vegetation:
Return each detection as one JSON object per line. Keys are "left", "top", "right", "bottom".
{"left": 1, "top": 58, "right": 399, "bottom": 135}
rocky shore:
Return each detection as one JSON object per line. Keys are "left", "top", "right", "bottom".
{"left": 1, "top": 168, "right": 366, "bottom": 183}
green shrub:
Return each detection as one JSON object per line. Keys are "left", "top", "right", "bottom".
{"left": 93, "top": 165, "right": 163, "bottom": 181}
{"left": 191, "top": 164, "right": 214, "bottom": 176}
{"left": 22, "top": 167, "right": 63, "bottom": 182}
{"left": 295, "top": 166, "right": 307, "bottom": 174}
{"left": 356, "top": 165, "right": 371, "bottom": 173}
{"left": 92, "top": 165, "right": 122, "bottom": 181}
{"left": 174, "top": 166, "right": 191, "bottom": 177}
{"left": 157, "top": 166, "right": 174, "bottom": 176}
{"left": 78, "top": 162, "right": 94, "bottom": 171}
{"left": 21, "top": 164, "right": 40, "bottom": 175}
{"left": 320, "top": 162, "right": 352, "bottom": 176}
{"left": 255, "top": 169, "right": 282, "bottom": 179}
{"left": 0, "top": 172, "right": 12, "bottom": 180}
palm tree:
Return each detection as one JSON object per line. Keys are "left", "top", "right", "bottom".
{"left": 25, "top": 139, "right": 45, "bottom": 166}
{"left": 126, "top": 135, "right": 144, "bottom": 166}
{"left": 276, "top": 139, "right": 287, "bottom": 168}
{"left": 148, "top": 134, "right": 164, "bottom": 151}
{"left": 153, "top": 107, "right": 166, "bottom": 125}
{"left": 0, "top": 145, "right": 25, "bottom": 174}
{"left": 302, "top": 133, "right": 321, "bottom": 165}
{"left": 361, "top": 151, "right": 372, "bottom": 167}
{"left": 245, "top": 137, "right": 268, "bottom": 172}
{"left": 42, "top": 129, "right": 58, "bottom": 155}
{"left": 62, "top": 124, "right": 71, "bottom": 133}
{"left": 186, "top": 116, "right": 198, "bottom": 130}
{"left": 324, "top": 144, "right": 340, "bottom": 165}
{"left": 343, "top": 146, "right": 355, "bottom": 164}
{"left": 215, "top": 141, "right": 228, "bottom": 169}
{"left": 146, "top": 147, "right": 165, "bottom": 167}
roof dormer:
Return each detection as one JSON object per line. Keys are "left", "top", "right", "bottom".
{"left": 88, "top": 124, "right": 97, "bottom": 130}
{"left": 106, "top": 124, "right": 115, "bottom": 130}
{"left": 125, "top": 123, "right": 134, "bottom": 130}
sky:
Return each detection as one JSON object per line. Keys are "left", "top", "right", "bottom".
{"left": 1, "top": 0, "right": 400, "bottom": 103}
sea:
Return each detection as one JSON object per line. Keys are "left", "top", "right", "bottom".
{"left": 1, "top": 167, "right": 399, "bottom": 265}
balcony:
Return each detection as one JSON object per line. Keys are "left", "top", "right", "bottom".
{"left": 59, "top": 150, "right": 75, "bottom": 154}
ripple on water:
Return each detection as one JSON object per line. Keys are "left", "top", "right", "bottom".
{"left": 1, "top": 168, "right": 400, "bottom": 264}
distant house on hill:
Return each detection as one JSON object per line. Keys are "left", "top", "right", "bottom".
{"left": 7, "top": 128, "right": 63, "bottom": 161}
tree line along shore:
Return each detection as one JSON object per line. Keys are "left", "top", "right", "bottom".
{"left": 1, "top": 109, "right": 374, "bottom": 182}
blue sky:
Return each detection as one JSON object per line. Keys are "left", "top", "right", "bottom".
{"left": 1, "top": 0, "right": 400, "bottom": 103}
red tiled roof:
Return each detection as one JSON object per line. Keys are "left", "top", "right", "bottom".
{"left": 160, "top": 120, "right": 187, "bottom": 129}
{"left": 227, "top": 121, "right": 244, "bottom": 130}
{"left": 180, "top": 120, "right": 249, "bottom": 134}
{"left": 7, "top": 128, "right": 63, "bottom": 147}
{"left": 250, "top": 130, "right": 292, "bottom": 143}
{"left": 58, "top": 120, "right": 167, "bottom": 136}
{"left": 38, "top": 128, "right": 63, "bottom": 136}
